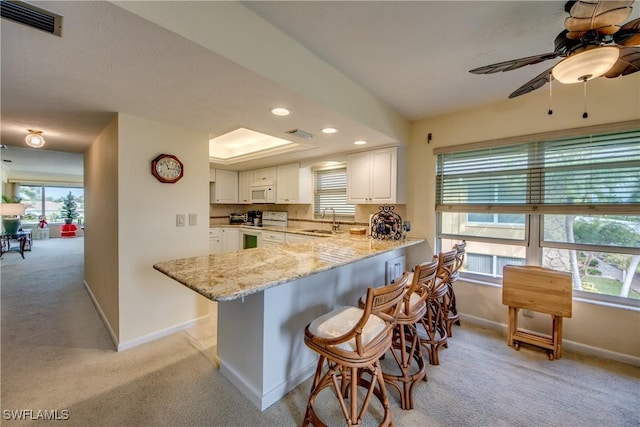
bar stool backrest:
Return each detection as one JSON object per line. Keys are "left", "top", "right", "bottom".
{"left": 437, "top": 249, "right": 458, "bottom": 286}
{"left": 403, "top": 259, "right": 439, "bottom": 317}
{"left": 451, "top": 240, "right": 466, "bottom": 281}
{"left": 363, "top": 272, "right": 409, "bottom": 325}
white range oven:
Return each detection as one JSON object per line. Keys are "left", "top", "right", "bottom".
{"left": 260, "top": 211, "right": 288, "bottom": 247}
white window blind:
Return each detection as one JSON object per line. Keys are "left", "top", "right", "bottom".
{"left": 314, "top": 168, "right": 355, "bottom": 217}
{"left": 436, "top": 129, "right": 640, "bottom": 214}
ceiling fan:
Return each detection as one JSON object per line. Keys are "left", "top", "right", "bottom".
{"left": 470, "top": 0, "right": 640, "bottom": 99}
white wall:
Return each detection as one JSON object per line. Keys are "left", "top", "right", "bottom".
{"left": 407, "top": 75, "right": 640, "bottom": 361}
{"left": 116, "top": 114, "right": 211, "bottom": 346}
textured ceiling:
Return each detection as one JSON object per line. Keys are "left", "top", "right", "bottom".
{"left": 1, "top": 1, "right": 637, "bottom": 180}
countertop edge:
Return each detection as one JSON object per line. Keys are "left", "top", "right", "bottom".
{"left": 154, "top": 237, "right": 425, "bottom": 302}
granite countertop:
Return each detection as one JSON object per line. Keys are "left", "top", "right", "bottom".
{"left": 153, "top": 234, "right": 424, "bottom": 302}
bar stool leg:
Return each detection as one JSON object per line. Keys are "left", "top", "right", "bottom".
{"left": 384, "top": 323, "right": 426, "bottom": 409}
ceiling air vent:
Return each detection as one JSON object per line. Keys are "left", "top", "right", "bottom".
{"left": 285, "top": 129, "right": 313, "bottom": 139}
{"left": 1, "top": 0, "right": 62, "bottom": 36}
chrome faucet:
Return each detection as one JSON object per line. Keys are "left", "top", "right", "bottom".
{"left": 321, "top": 207, "right": 339, "bottom": 233}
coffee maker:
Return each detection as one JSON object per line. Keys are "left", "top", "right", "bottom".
{"left": 247, "top": 210, "right": 262, "bottom": 226}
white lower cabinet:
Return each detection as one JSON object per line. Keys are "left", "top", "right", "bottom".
{"left": 260, "top": 231, "right": 285, "bottom": 247}
{"left": 210, "top": 227, "right": 241, "bottom": 254}
{"left": 209, "top": 228, "right": 222, "bottom": 254}
{"left": 221, "top": 228, "right": 240, "bottom": 253}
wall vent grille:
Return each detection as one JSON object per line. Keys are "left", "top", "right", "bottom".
{"left": 1, "top": 0, "right": 62, "bottom": 36}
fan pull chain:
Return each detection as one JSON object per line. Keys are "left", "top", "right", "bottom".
{"left": 548, "top": 76, "right": 553, "bottom": 115}
{"left": 582, "top": 78, "right": 588, "bottom": 119}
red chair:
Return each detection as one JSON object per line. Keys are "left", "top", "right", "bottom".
{"left": 61, "top": 223, "right": 77, "bottom": 237}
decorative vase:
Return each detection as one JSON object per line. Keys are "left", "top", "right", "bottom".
{"left": 64, "top": 219, "right": 72, "bottom": 225}
{"left": 2, "top": 217, "right": 20, "bottom": 235}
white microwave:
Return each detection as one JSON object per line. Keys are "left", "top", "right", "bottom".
{"left": 250, "top": 184, "right": 276, "bottom": 203}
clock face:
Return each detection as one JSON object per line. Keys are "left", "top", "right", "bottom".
{"left": 151, "top": 154, "right": 184, "bottom": 183}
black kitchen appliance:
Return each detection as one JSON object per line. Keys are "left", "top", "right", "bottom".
{"left": 253, "top": 210, "right": 262, "bottom": 226}
{"left": 247, "top": 210, "right": 262, "bottom": 226}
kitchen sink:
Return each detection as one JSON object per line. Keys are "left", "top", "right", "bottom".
{"left": 300, "top": 229, "right": 342, "bottom": 235}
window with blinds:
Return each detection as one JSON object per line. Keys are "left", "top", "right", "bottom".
{"left": 436, "top": 124, "right": 640, "bottom": 303}
{"left": 314, "top": 168, "right": 355, "bottom": 217}
{"left": 436, "top": 129, "right": 640, "bottom": 214}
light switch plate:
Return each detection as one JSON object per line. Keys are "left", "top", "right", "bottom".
{"left": 189, "top": 213, "right": 197, "bottom": 226}
{"left": 176, "top": 214, "right": 185, "bottom": 227}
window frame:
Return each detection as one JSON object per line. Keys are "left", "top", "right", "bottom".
{"left": 435, "top": 120, "right": 640, "bottom": 307}
{"left": 313, "top": 166, "right": 355, "bottom": 220}
{"left": 16, "top": 183, "right": 85, "bottom": 225}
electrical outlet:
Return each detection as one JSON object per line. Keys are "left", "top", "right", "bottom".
{"left": 176, "top": 214, "right": 185, "bottom": 227}
{"left": 188, "top": 213, "right": 197, "bottom": 226}
{"left": 522, "top": 310, "right": 534, "bottom": 318}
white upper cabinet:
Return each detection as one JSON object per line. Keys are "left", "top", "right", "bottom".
{"left": 347, "top": 147, "right": 404, "bottom": 204}
{"left": 238, "top": 170, "right": 253, "bottom": 204}
{"left": 210, "top": 169, "right": 239, "bottom": 204}
{"left": 276, "top": 163, "right": 312, "bottom": 204}
{"left": 252, "top": 166, "right": 277, "bottom": 184}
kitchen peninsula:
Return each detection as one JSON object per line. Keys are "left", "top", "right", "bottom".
{"left": 154, "top": 232, "right": 424, "bottom": 410}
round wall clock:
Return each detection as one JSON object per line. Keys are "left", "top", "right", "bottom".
{"left": 151, "top": 154, "right": 184, "bottom": 183}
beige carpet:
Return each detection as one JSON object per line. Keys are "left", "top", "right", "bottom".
{"left": 1, "top": 237, "right": 639, "bottom": 426}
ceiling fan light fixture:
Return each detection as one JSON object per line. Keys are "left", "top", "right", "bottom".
{"left": 25, "top": 129, "right": 45, "bottom": 148}
{"left": 552, "top": 47, "right": 619, "bottom": 84}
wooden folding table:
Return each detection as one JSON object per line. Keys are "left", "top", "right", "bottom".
{"left": 502, "top": 265, "right": 572, "bottom": 360}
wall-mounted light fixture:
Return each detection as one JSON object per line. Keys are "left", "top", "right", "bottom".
{"left": 25, "top": 129, "right": 45, "bottom": 148}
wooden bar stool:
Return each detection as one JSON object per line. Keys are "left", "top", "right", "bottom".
{"left": 382, "top": 259, "right": 438, "bottom": 410}
{"left": 445, "top": 241, "right": 466, "bottom": 337}
{"left": 417, "top": 249, "right": 456, "bottom": 365}
{"left": 303, "top": 274, "right": 408, "bottom": 426}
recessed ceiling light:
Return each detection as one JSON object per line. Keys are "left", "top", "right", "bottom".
{"left": 321, "top": 127, "right": 338, "bottom": 134}
{"left": 270, "top": 107, "right": 290, "bottom": 116}
{"left": 353, "top": 140, "right": 368, "bottom": 145}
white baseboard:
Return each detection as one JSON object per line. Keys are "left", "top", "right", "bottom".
{"left": 117, "top": 317, "right": 203, "bottom": 352}
{"left": 220, "top": 358, "right": 317, "bottom": 411}
{"left": 459, "top": 313, "right": 640, "bottom": 367}
{"left": 83, "top": 280, "right": 205, "bottom": 353}
{"left": 83, "top": 280, "right": 118, "bottom": 351}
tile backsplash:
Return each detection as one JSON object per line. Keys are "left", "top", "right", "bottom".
{"left": 210, "top": 203, "right": 406, "bottom": 228}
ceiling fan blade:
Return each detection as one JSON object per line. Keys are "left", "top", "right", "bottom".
{"left": 508, "top": 66, "right": 555, "bottom": 99}
{"left": 469, "top": 52, "right": 560, "bottom": 74}
{"left": 614, "top": 17, "right": 640, "bottom": 46}
{"left": 604, "top": 46, "right": 640, "bottom": 77}
{"left": 565, "top": 0, "right": 634, "bottom": 39}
